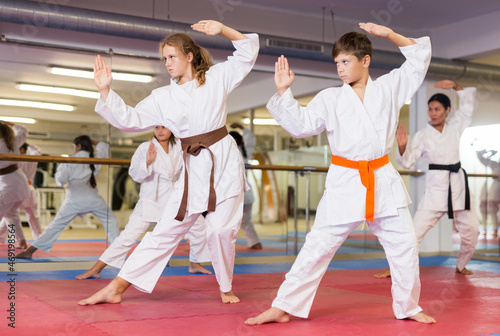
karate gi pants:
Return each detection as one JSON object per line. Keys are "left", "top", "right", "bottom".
{"left": 413, "top": 206, "right": 479, "bottom": 271}
{"left": 100, "top": 201, "right": 210, "bottom": 269}
{"left": 0, "top": 201, "right": 24, "bottom": 243}
{"left": 2, "top": 186, "right": 42, "bottom": 242}
{"left": 33, "top": 197, "right": 119, "bottom": 252}
{"left": 272, "top": 199, "right": 422, "bottom": 319}
{"left": 240, "top": 203, "right": 260, "bottom": 247}
{"left": 21, "top": 186, "right": 42, "bottom": 239}
{"left": 118, "top": 192, "right": 244, "bottom": 294}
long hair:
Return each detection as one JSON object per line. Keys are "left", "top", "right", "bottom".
{"left": 73, "top": 135, "right": 97, "bottom": 188}
{"left": 0, "top": 121, "right": 15, "bottom": 152}
{"left": 229, "top": 131, "right": 247, "bottom": 159}
{"left": 159, "top": 33, "right": 214, "bottom": 87}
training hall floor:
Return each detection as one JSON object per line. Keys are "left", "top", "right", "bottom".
{"left": 1, "top": 221, "right": 500, "bottom": 336}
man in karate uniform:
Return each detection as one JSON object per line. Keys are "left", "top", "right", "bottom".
{"left": 246, "top": 22, "right": 435, "bottom": 325}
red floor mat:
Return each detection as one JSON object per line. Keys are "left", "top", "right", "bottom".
{"left": 0, "top": 241, "right": 284, "bottom": 258}
{"left": 2, "top": 268, "right": 499, "bottom": 335}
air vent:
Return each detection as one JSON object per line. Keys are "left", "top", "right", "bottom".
{"left": 266, "top": 38, "right": 324, "bottom": 53}
{"left": 28, "top": 131, "right": 50, "bottom": 139}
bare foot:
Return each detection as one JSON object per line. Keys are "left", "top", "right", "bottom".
{"left": 189, "top": 262, "right": 212, "bottom": 274}
{"left": 220, "top": 290, "right": 240, "bottom": 303}
{"left": 249, "top": 242, "right": 263, "bottom": 250}
{"left": 76, "top": 269, "right": 101, "bottom": 280}
{"left": 406, "top": 312, "right": 436, "bottom": 324}
{"left": 15, "top": 239, "right": 27, "bottom": 249}
{"left": 456, "top": 267, "right": 473, "bottom": 275}
{"left": 374, "top": 268, "right": 391, "bottom": 278}
{"left": 76, "top": 260, "right": 106, "bottom": 280}
{"left": 245, "top": 307, "right": 291, "bottom": 325}
{"left": 15, "top": 246, "right": 37, "bottom": 259}
{"left": 78, "top": 277, "right": 130, "bottom": 306}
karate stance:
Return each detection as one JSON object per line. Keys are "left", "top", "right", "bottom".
{"left": 246, "top": 22, "right": 435, "bottom": 325}
{"left": 16, "top": 136, "right": 120, "bottom": 258}
{"left": 78, "top": 20, "right": 259, "bottom": 305}
{"left": 76, "top": 126, "right": 211, "bottom": 279}
{"left": 0, "top": 122, "right": 31, "bottom": 248}
{"left": 476, "top": 149, "right": 500, "bottom": 237}
{"left": 375, "top": 81, "right": 478, "bottom": 277}
{"left": 1, "top": 143, "right": 44, "bottom": 249}
{"left": 229, "top": 122, "right": 262, "bottom": 249}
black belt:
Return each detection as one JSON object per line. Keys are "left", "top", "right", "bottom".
{"left": 428, "top": 162, "right": 470, "bottom": 219}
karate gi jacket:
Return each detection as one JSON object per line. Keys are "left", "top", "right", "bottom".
{"left": 55, "top": 142, "right": 109, "bottom": 200}
{"left": 95, "top": 34, "right": 259, "bottom": 214}
{"left": 128, "top": 138, "right": 182, "bottom": 222}
{"left": 0, "top": 124, "right": 30, "bottom": 206}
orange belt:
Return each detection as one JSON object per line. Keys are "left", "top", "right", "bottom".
{"left": 331, "top": 154, "right": 389, "bottom": 222}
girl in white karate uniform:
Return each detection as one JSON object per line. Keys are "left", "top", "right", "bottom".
{"left": 0, "top": 122, "right": 31, "bottom": 247}
{"left": 76, "top": 126, "right": 211, "bottom": 279}
{"left": 246, "top": 23, "right": 435, "bottom": 325}
{"left": 1, "top": 143, "right": 44, "bottom": 249}
{"left": 382, "top": 81, "right": 478, "bottom": 276}
{"left": 79, "top": 20, "right": 258, "bottom": 306}
{"left": 476, "top": 150, "right": 500, "bottom": 237}
{"left": 16, "top": 136, "right": 119, "bottom": 258}
{"left": 229, "top": 122, "right": 262, "bottom": 249}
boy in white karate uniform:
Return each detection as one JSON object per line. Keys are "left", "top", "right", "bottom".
{"left": 246, "top": 22, "right": 435, "bottom": 325}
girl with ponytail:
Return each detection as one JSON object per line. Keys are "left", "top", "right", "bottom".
{"left": 77, "top": 126, "right": 212, "bottom": 280}
{"left": 17, "top": 136, "right": 120, "bottom": 259}
{"left": 81, "top": 19, "right": 259, "bottom": 306}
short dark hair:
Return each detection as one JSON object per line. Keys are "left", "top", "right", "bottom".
{"left": 428, "top": 93, "right": 451, "bottom": 110}
{"left": 332, "top": 32, "right": 372, "bottom": 60}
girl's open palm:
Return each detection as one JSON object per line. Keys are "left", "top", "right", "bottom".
{"left": 191, "top": 20, "right": 223, "bottom": 36}
{"left": 275, "top": 55, "right": 295, "bottom": 95}
{"left": 94, "top": 55, "right": 112, "bottom": 92}
{"left": 146, "top": 142, "right": 157, "bottom": 166}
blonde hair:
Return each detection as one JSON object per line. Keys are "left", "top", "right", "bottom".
{"left": 0, "top": 121, "right": 15, "bottom": 152}
{"left": 160, "top": 33, "right": 214, "bottom": 87}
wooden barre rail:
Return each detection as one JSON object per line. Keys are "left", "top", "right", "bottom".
{"left": 0, "top": 154, "right": 498, "bottom": 178}
{"left": 0, "top": 154, "right": 130, "bottom": 166}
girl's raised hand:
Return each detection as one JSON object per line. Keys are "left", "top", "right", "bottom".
{"left": 146, "top": 142, "right": 157, "bottom": 166}
{"left": 191, "top": 20, "right": 223, "bottom": 36}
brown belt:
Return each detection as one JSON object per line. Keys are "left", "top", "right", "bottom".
{"left": 175, "top": 126, "right": 229, "bottom": 221}
{"left": 0, "top": 164, "right": 18, "bottom": 175}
